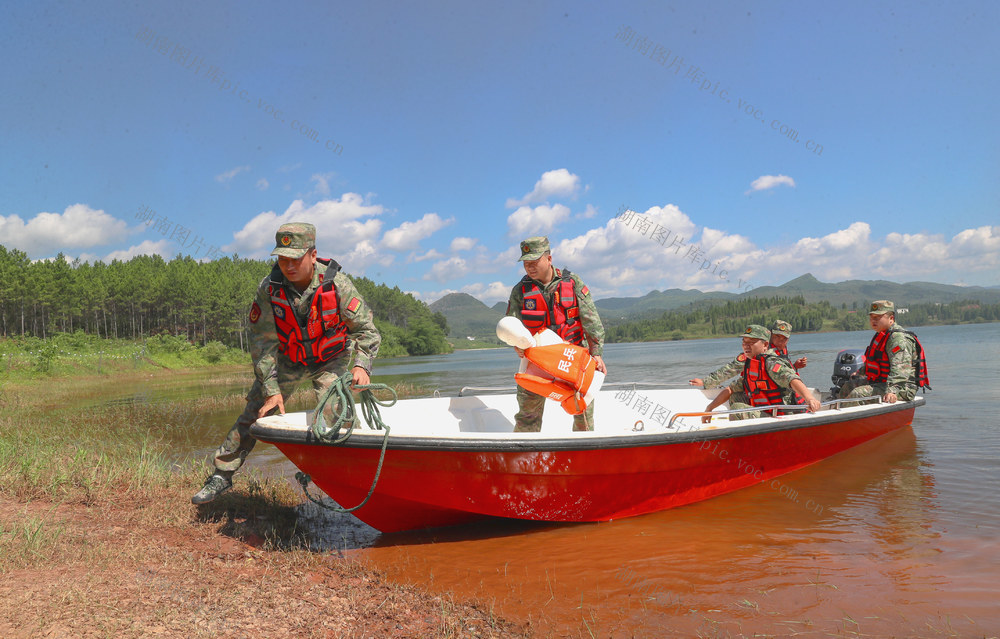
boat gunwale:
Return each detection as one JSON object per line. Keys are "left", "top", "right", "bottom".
{"left": 250, "top": 396, "right": 924, "bottom": 452}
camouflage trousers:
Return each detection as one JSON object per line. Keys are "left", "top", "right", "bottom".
{"left": 722, "top": 392, "right": 759, "bottom": 420}
{"left": 514, "top": 386, "right": 595, "bottom": 432}
{"left": 838, "top": 379, "right": 916, "bottom": 402}
{"left": 212, "top": 354, "right": 352, "bottom": 474}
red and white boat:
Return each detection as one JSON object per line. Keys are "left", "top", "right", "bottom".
{"left": 250, "top": 386, "right": 924, "bottom": 533}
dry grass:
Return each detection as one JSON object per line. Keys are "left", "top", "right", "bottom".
{"left": 0, "top": 370, "right": 532, "bottom": 639}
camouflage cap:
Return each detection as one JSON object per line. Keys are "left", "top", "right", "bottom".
{"left": 771, "top": 320, "right": 792, "bottom": 337}
{"left": 518, "top": 236, "right": 550, "bottom": 262}
{"left": 741, "top": 324, "right": 771, "bottom": 342}
{"left": 271, "top": 222, "right": 316, "bottom": 258}
{"left": 869, "top": 300, "right": 895, "bottom": 315}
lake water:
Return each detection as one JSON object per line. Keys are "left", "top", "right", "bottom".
{"left": 164, "top": 324, "right": 1000, "bottom": 637}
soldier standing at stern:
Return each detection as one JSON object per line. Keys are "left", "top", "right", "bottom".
{"left": 192, "top": 222, "right": 381, "bottom": 504}
{"left": 505, "top": 236, "right": 606, "bottom": 432}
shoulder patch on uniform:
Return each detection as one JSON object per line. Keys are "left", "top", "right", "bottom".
{"left": 891, "top": 345, "right": 901, "bottom": 353}
{"left": 581, "top": 285, "right": 590, "bottom": 296}
{"left": 737, "top": 353, "right": 747, "bottom": 362}
{"left": 771, "top": 363, "right": 782, "bottom": 373}
{"left": 249, "top": 302, "right": 261, "bottom": 324}
{"left": 347, "top": 297, "right": 361, "bottom": 313}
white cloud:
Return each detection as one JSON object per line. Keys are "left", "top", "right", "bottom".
{"left": 381, "top": 213, "right": 455, "bottom": 251}
{"left": 310, "top": 172, "right": 337, "bottom": 197}
{"left": 578, "top": 204, "right": 599, "bottom": 219}
{"left": 256, "top": 178, "right": 269, "bottom": 191}
{"left": 215, "top": 166, "right": 251, "bottom": 184}
{"left": 414, "top": 287, "right": 458, "bottom": 303}
{"left": 418, "top": 281, "right": 511, "bottom": 307}
{"left": 422, "top": 216, "right": 1000, "bottom": 301}
{"left": 226, "top": 193, "right": 385, "bottom": 271}
{"left": 460, "top": 280, "right": 511, "bottom": 306}
{"left": 450, "top": 236, "right": 478, "bottom": 252}
{"left": 746, "top": 174, "right": 796, "bottom": 194}
{"left": 506, "top": 169, "right": 581, "bottom": 208}
{"left": 101, "top": 239, "right": 174, "bottom": 262}
{"left": 424, "top": 256, "right": 468, "bottom": 282}
{"left": 412, "top": 248, "right": 444, "bottom": 262}
{"left": 0, "top": 204, "right": 129, "bottom": 256}
{"left": 506, "top": 203, "right": 572, "bottom": 239}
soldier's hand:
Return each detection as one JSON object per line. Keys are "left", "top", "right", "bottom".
{"left": 882, "top": 392, "right": 898, "bottom": 403}
{"left": 689, "top": 378, "right": 704, "bottom": 386}
{"left": 593, "top": 355, "right": 607, "bottom": 374}
{"left": 701, "top": 412, "right": 714, "bottom": 424}
{"left": 352, "top": 366, "right": 370, "bottom": 388}
{"left": 806, "top": 398, "right": 821, "bottom": 413}
{"left": 257, "top": 393, "right": 285, "bottom": 418}
{"left": 793, "top": 357, "right": 808, "bottom": 369}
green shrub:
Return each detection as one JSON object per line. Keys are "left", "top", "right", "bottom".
{"left": 202, "top": 341, "right": 227, "bottom": 363}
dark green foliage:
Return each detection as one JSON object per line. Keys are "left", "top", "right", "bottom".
{"left": 0, "top": 245, "right": 450, "bottom": 357}
{"left": 605, "top": 294, "right": 1000, "bottom": 342}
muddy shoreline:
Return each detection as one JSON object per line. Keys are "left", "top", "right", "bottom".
{"left": 0, "top": 368, "right": 533, "bottom": 638}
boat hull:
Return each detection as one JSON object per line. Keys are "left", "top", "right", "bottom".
{"left": 253, "top": 393, "right": 922, "bottom": 533}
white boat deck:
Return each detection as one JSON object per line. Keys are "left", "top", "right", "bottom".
{"left": 256, "top": 386, "right": 896, "bottom": 441}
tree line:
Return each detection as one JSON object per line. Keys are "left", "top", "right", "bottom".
{"left": 0, "top": 245, "right": 450, "bottom": 357}
{"left": 605, "top": 295, "right": 1000, "bottom": 343}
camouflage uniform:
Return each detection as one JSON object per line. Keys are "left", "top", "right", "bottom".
{"left": 506, "top": 237, "right": 605, "bottom": 432}
{"left": 210, "top": 230, "right": 380, "bottom": 475}
{"left": 700, "top": 353, "right": 751, "bottom": 408}
{"left": 726, "top": 348, "right": 802, "bottom": 420}
{"left": 839, "top": 324, "right": 919, "bottom": 402}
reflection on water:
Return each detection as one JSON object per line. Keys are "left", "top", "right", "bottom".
{"left": 110, "top": 324, "right": 1000, "bottom": 636}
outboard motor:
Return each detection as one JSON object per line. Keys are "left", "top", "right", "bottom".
{"left": 830, "top": 349, "right": 866, "bottom": 396}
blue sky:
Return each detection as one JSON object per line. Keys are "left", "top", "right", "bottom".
{"left": 2, "top": 0, "right": 997, "bottom": 305}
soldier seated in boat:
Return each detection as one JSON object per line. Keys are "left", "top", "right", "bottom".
{"left": 838, "top": 300, "right": 930, "bottom": 403}
{"left": 768, "top": 320, "right": 807, "bottom": 370}
{"left": 702, "top": 324, "right": 820, "bottom": 422}
{"left": 688, "top": 319, "right": 806, "bottom": 407}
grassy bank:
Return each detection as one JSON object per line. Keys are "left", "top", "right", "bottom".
{"left": 0, "top": 331, "right": 249, "bottom": 378}
{"left": 0, "top": 371, "right": 530, "bottom": 638}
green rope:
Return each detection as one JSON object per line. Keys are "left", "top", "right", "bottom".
{"left": 295, "top": 371, "right": 397, "bottom": 514}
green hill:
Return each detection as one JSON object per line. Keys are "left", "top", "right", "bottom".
{"left": 428, "top": 292, "right": 503, "bottom": 343}
{"left": 744, "top": 273, "right": 1000, "bottom": 306}
{"left": 593, "top": 273, "right": 1000, "bottom": 322}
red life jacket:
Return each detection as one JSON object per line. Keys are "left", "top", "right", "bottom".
{"left": 864, "top": 328, "right": 931, "bottom": 389}
{"left": 268, "top": 259, "right": 349, "bottom": 365}
{"left": 520, "top": 270, "right": 584, "bottom": 345}
{"left": 741, "top": 355, "right": 787, "bottom": 408}
{"left": 770, "top": 343, "right": 792, "bottom": 364}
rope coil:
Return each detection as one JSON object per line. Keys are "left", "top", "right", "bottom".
{"left": 295, "top": 370, "right": 397, "bottom": 514}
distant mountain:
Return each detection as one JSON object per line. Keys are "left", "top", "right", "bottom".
{"left": 430, "top": 274, "right": 1000, "bottom": 335}
{"left": 745, "top": 273, "right": 1000, "bottom": 307}
{"left": 596, "top": 288, "right": 736, "bottom": 318}
{"left": 429, "top": 292, "right": 504, "bottom": 340}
